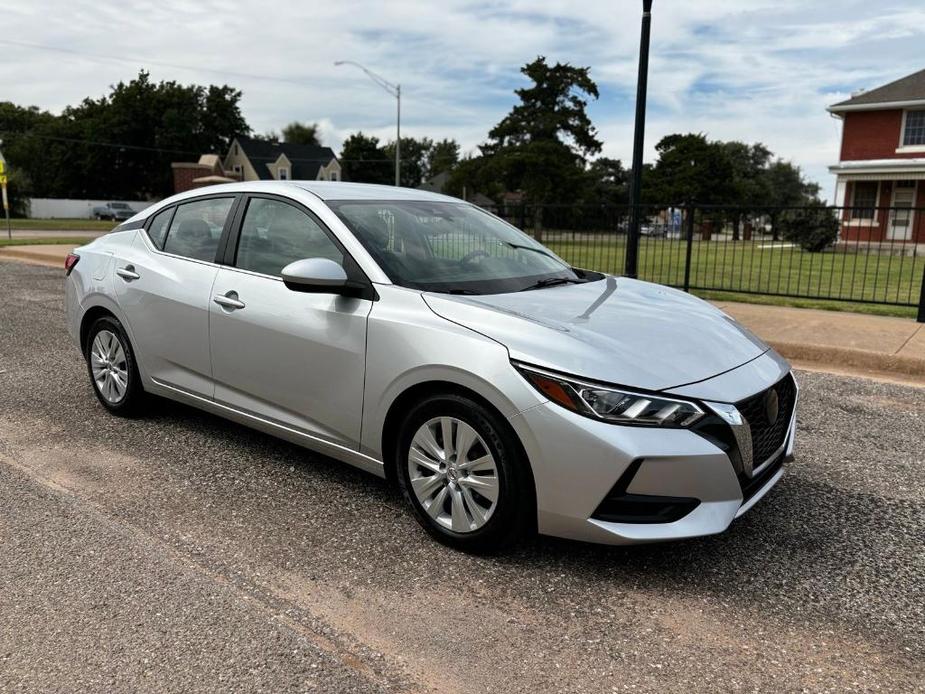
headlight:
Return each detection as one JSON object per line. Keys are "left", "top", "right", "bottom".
{"left": 514, "top": 362, "right": 705, "bottom": 428}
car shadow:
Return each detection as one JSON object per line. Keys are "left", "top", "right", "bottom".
{"left": 134, "top": 393, "right": 923, "bottom": 653}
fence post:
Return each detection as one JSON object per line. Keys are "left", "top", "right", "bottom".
{"left": 917, "top": 263, "right": 925, "bottom": 323}
{"left": 683, "top": 204, "right": 695, "bottom": 292}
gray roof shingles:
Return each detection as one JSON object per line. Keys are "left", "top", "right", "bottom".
{"left": 234, "top": 135, "right": 337, "bottom": 180}
{"left": 831, "top": 68, "right": 925, "bottom": 108}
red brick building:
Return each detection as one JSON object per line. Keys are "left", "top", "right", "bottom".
{"left": 170, "top": 154, "right": 240, "bottom": 194}
{"left": 828, "top": 68, "right": 925, "bottom": 243}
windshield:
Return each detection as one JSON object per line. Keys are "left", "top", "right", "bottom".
{"left": 111, "top": 203, "right": 129, "bottom": 209}
{"left": 329, "top": 200, "right": 590, "bottom": 294}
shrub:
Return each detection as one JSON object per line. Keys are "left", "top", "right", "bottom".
{"left": 778, "top": 204, "right": 839, "bottom": 252}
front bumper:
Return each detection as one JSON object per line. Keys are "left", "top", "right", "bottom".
{"left": 508, "top": 350, "right": 797, "bottom": 545}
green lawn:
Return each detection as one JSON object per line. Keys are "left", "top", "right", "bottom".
{"left": 0, "top": 237, "right": 93, "bottom": 247}
{"left": 542, "top": 235, "right": 923, "bottom": 319}
{"left": 6, "top": 218, "right": 117, "bottom": 231}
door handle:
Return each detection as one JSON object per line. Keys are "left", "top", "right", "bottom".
{"left": 213, "top": 292, "right": 246, "bottom": 310}
{"left": 116, "top": 265, "right": 140, "bottom": 281}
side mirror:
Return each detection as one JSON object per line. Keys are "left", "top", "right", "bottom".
{"left": 281, "top": 258, "right": 350, "bottom": 294}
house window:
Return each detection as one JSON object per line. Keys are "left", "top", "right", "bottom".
{"left": 233, "top": 164, "right": 241, "bottom": 174}
{"left": 330, "top": 170, "right": 339, "bottom": 181}
{"left": 278, "top": 167, "right": 289, "bottom": 180}
{"left": 902, "top": 110, "right": 925, "bottom": 146}
{"left": 850, "top": 181, "right": 878, "bottom": 220}
{"left": 234, "top": 143, "right": 239, "bottom": 155}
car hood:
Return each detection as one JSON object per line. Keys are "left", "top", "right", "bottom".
{"left": 422, "top": 277, "right": 769, "bottom": 391}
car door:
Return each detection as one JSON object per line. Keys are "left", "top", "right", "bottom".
{"left": 209, "top": 194, "right": 373, "bottom": 449}
{"left": 114, "top": 194, "right": 238, "bottom": 398}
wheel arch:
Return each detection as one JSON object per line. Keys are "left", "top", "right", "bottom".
{"left": 77, "top": 297, "right": 141, "bottom": 367}
{"left": 80, "top": 304, "right": 119, "bottom": 355}
{"left": 380, "top": 381, "right": 537, "bottom": 516}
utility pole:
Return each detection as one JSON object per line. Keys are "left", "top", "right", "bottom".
{"left": 624, "top": 0, "right": 653, "bottom": 278}
{"left": 335, "top": 60, "right": 401, "bottom": 186}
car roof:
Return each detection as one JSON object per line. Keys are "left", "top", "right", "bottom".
{"left": 151, "top": 180, "right": 460, "bottom": 204}
{"left": 122, "top": 180, "right": 468, "bottom": 230}
{"left": 290, "top": 180, "right": 459, "bottom": 202}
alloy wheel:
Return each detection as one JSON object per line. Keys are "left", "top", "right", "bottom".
{"left": 90, "top": 329, "right": 129, "bottom": 404}
{"left": 407, "top": 416, "right": 500, "bottom": 533}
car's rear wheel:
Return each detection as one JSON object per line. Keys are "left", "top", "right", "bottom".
{"left": 396, "top": 393, "right": 533, "bottom": 552}
{"left": 85, "top": 315, "right": 145, "bottom": 416}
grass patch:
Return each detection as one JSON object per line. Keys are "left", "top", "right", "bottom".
{"left": 0, "top": 237, "right": 93, "bottom": 247}
{"left": 6, "top": 218, "right": 117, "bottom": 231}
{"left": 541, "top": 234, "right": 924, "bottom": 312}
{"left": 691, "top": 290, "right": 918, "bottom": 319}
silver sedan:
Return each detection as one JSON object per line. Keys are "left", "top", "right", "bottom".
{"left": 65, "top": 181, "right": 797, "bottom": 551}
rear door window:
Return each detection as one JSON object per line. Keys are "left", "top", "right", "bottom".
{"left": 145, "top": 207, "right": 174, "bottom": 250}
{"left": 163, "top": 197, "right": 234, "bottom": 262}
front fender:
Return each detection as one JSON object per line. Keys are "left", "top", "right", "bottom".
{"left": 360, "top": 286, "right": 545, "bottom": 461}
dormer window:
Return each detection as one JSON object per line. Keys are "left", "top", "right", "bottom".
{"left": 901, "top": 110, "right": 925, "bottom": 147}
{"left": 278, "top": 167, "right": 289, "bottom": 180}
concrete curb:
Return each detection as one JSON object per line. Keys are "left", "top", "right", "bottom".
{"left": 767, "top": 340, "right": 925, "bottom": 380}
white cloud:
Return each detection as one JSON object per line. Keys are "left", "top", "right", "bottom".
{"left": 3, "top": 0, "right": 925, "bottom": 197}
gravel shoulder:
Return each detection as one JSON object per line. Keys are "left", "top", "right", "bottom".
{"left": 1, "top": 261, "right": 923, "bottom": 693}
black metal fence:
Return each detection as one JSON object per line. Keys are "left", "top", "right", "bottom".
{"left": 479, "top": 203, "right": 925, "bottom": 321}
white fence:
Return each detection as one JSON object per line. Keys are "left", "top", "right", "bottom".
{"left": 27, "top": 198, "right": 157, "bottom": 219}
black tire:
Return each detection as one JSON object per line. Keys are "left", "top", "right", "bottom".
{"left": 396, "top": 393, "right": 534, "bottom": 552}
{"left": 84, "top": 315, "right": 145, "bottom": 416}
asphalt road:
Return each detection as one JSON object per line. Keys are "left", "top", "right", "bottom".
{"left": 0, "top": 260, "right": 923, "bottom": 693}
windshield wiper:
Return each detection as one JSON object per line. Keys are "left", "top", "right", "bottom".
{"left": 519, "top": 277, "right": 585, "bottom": 292}
{"left": 504, "top": 242, "right": 555, "bottom": 258}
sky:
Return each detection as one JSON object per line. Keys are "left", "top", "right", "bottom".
{"left": 3, "top": 0, "right": 925, "bottom": 200}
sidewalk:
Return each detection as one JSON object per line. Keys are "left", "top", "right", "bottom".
{"left": 1, "top": 244, "right": 923, "bottom": 384}
{"left": 715, "top": 301, "right": 925, "bottom": 383}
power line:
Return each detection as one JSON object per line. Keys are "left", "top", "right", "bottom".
{"left": 0, "top": 39, "right": 313, "bottom": 87}
{"left": 0, "top": 130, "right": 396, "bottom": 162}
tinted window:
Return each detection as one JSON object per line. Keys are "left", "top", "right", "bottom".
{"left": 235, "top": 197, "right": 343, "bottom": 276}
{"left": 146, "top": 207, "right": 174, "bottom": 250}
{"left": 163, "top": 197, "right": 234, "bottom": 262}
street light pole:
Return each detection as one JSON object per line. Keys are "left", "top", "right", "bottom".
{"left": 334, "top": 60, "right": 401, "bottom": 186}
{"left": 625, "top": 0, "right": 653, "bottom": 279}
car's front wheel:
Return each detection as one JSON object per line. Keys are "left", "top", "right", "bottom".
{"left": 396, "top": 393, "right": 534, "bottom": 552}
{"left": 85, "top": 315, "right": 145, "bottom": 416}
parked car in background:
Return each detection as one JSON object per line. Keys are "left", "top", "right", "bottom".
{"left": 92, "top": 202, "right": 135, "bottom": 221}
{"left": 65, "top": 181, "right": 798, "bottom": 552}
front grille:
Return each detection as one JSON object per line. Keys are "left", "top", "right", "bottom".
{"left": 740, "top": 450, "right": 784, "bottom": 503}
{"left": 736, "top": 373, "right": 796, "bottom": 468}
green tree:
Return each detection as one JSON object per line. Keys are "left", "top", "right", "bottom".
{"left": 383, "top": 136, "right": 433, "bottom": 188}
{"left": 426, "top": 138, "right": 460, "bottom": 178}
{"left": 0, "top": 71, "right": 249, "bottom": 200}
{"left": 644, "top": 133, "right": 734, "bottom": 205}
{"left": 721, "top": 141, "right": 773, "bottom": 206}
{"left": 763, "top": 159, "right": 820, "bottom": 206}
{"left": 479, "top": 56, "right": 602, "bottom": 214}
{"left": 282, "top": 121, "right": 321, "bottom": 146}
{"left": 340, "top": 132, "right": 391, "bottom": 184}
{"left": 581, "top": 157, "right": 628, "bottom": 205}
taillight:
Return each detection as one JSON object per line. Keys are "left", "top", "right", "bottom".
{"left": 64, "top": 253, "right": 80, "bottom": 276}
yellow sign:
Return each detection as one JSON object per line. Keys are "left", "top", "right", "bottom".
{"left": 0, "top": 160, "right": 4, "bottom": 174}
{"left": 0, "top": 174, "right": 6, "bottom": 185}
